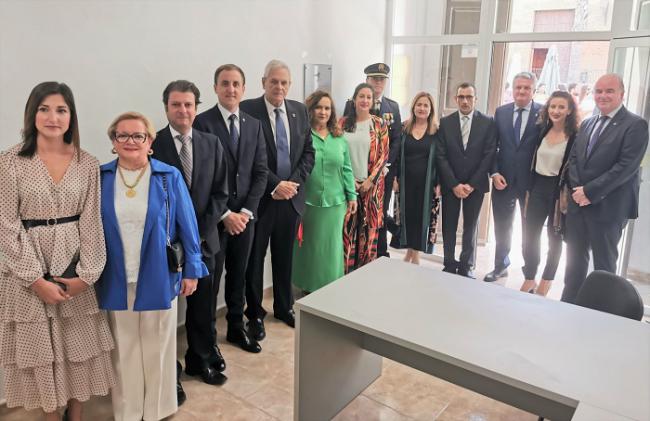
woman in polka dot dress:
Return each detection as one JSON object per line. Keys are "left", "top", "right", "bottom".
{"left": 0, "top": 82, "right": 115, "bottom": 421}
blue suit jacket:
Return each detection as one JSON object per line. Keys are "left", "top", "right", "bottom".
{"left": 96, "top": 159, "right": 208, "bottom": 311}
{"left": 492, "top": 101, "right": 542, "bottom": 195}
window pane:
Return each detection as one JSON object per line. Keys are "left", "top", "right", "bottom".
{"left": 635, "top": 0, "right": 650, "bottom": 30}
{"left": 495, "top": 0, "right": 614, "bottom": 33}
{"left": 393, "top": 0, "right": 482, "bottom": 36}
{"left": 487, "top": 41, "right": 610, "bottom": 118}
{"left": 391, "top": 44, "right": 478, "bottom": 117}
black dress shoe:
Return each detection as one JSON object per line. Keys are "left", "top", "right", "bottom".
{"left": 458, "top": 269, "right": 476, "bottom": 279}
{"left": 247, "top": 318, "right": 266, "bottom": 341}
{"left": 274, "top": 311, "right": 295, "bottom": 328}
{"left": 213, "top": 345, "right": 226, "bottom": 372}
{"left": 483, "top": 268, "right": 508, "bottom": 282}
{"left": 185, "top": 364, "right": 228, "bottom": 385}
{"left": 176, "top": 361, "right": 186, "bottom": 406}
{"left": 442, "top": 266, "right": 457, "bottom": 274}
{"left": 227, "top": 327, "right": 262, "bottom": 353}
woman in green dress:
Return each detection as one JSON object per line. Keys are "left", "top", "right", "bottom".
{"left": 292, "top": 90, "right": 357, "bottom": 293}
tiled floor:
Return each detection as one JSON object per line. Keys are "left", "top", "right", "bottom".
{"left": 2, "top": 240, "right": 647, "bottom": 420}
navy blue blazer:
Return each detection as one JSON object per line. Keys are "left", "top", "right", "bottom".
{"left": 567, "top": 106, "right": 649, "bottom": 221}
{"left": 492, "top": 101, "right": 542, "bottom": 195}
{"left": 240, "top": 96, "right": 315, "bottom": 216}
{"left": 193, "top": 105, "right": 268, "bottom": 218}
{"left": 152, "top": 126, "right": 228, "bottom": 259}
{"left": 96, "top": 159, "right": 208, "bottom": 311}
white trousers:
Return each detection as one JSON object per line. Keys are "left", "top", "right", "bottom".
{"left": 109, "top": 284, "right": 178, "bottom": 421}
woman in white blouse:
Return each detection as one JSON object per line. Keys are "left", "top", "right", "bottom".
{"left": 521, "top": 91, "right": 579, "bottom": 296}
{"left": 96, "top": 112, "right": 208, "bottom": 421}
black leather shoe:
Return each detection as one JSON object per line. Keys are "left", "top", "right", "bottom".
{"left": 442, "top": 266, "right": 457, "bottom": 274}
{"left": 483, "top": 268, "right": 508, "bottom": 282}
{"left": 247, "top": 318, "right": 266, "bottom": 341}
{"left": 176, "top": 361, "right": 186, "bottom": 406}
{"left": 213, "top": 346, "right": 226, "bottom": 372}
{"left": 274, "top": 310, "right": 295, "bottom": 328}
{"left": 185, "top": 364, "right": 228, "bottom": 385}
{"left": 227, "top": 327, "right": 262, "bottom": 353}
{"left": 458, "top": 269, "right": 476, "bottom": 279}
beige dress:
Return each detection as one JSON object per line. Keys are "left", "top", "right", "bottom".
{"left": 0, "top": 144, "right": 115, "bottom": 412}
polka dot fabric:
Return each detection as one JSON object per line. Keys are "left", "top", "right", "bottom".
{"left": 0, "top": 144, "right": 115, "bottom": 412}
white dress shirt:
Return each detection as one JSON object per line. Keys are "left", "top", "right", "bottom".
{"left": 458, "top": 110, "right": 474, "bottom": 148}
{"left": 217, "top": 103, "right": 240, "bottom": 135}
{"left": 595, "top": 103, "right": 623, "bottom": 133}
{"left": 170, "top": 125, "right": 193, "bottom": 156}
{"left": 264, "top": 97, "right": 291, "bottom": 153}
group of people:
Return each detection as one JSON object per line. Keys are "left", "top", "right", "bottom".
{"left": 0, "top": 56, "right": 647, "bottom": 421}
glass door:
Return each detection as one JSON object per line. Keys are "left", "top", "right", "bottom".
{"left": 607, "top": 37, "right": 650, "bottom": 306}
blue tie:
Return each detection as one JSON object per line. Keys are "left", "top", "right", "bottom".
{"left": 513, "top": 108, "right": 524, "bottom": 146}
{"left": 586, "top": 116, "right": 609, "bottom": 157}
{"left": 228, "top": 114, "right": 239, "bottom": 151}
{"left": 274, "top": 108, "right": 291, "bottom": 179}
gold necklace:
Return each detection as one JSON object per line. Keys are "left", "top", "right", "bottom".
{"left": 117, "top": 163, "right": 148, "bottom": 198}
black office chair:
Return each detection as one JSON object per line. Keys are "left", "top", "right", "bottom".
{"left": 537, "top": 271, "right": 645, "bottom": 421}
{"left": 575, "top": 270, "right": 645, "bottom": 321}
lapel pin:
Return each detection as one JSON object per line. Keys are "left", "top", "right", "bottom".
{"left": 291, "top": 113, "right": 296, "bottom": 118}
{"left": 242, "top": 117, "right": 246, "bottom": 123}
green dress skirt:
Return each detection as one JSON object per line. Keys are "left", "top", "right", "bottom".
{"left": 292, "top": 202, "right": 347, "bottom": 292}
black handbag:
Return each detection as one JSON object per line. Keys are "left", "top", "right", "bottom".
{"left": 162, "top": 175, "right": 185, "bottom": 273}
{"left": 43, "top": 258, "right": 78, "bottom": 291}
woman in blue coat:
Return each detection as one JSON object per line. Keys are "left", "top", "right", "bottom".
{"left": 95, "top": 111, "right": 208, "bottom": 421}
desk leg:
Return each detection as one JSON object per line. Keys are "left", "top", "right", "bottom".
{"left": 295, "top": 310, "right": 382, "bottom": 421}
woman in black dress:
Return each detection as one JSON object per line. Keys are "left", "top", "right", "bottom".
{"left": 391, "top": 92, "right": 440, "bottom": 264}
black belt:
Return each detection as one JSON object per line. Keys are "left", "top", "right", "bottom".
{"left": 22, "top": 215, "right": 80, "bottom": 230}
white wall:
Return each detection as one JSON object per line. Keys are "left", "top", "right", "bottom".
{"left": 0, "top": 0, "right": 386, "bottom": 403}
{"left": 0, "top": 0, "right": 385, "bottom": 160}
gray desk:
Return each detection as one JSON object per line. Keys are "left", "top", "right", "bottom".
{"left": 294, "top": 258, "right": 650, "bottom": 421}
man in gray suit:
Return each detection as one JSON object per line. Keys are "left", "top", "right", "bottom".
{"left": 562, "top": 73, "right": 649, "bottom": 303}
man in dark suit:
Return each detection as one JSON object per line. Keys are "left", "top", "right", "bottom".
{"left": 193, "top": 64, "right": 268, "bottom": 352}
{"left": 562, "top": 73, "right": 648, "bottom": 303}
{"left": 344, "top": 63, "right": 402, "bottom": 258}
{"left": 240, "top": 60, "right": 314, "bottom": 336}
{"left": 484, "top": 72, "right": 542, "bottom": 282}
{"left": 437, "top": 83, "right": 497, "bottom": 278}
{"left": 152, "top": 80, "right": 229, "bottom": 390}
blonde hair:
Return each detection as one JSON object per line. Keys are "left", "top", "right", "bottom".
{"left": 107, "top": 111, "right": 156, "bottom": 141}
{"left": 403, "top": 92, "right": 438, "bottom": 135}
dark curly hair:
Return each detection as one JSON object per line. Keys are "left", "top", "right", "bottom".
{"left": 537, "top": 90, "right": 579, "bottom": 137}
{"left": 305, "top": 90, "right": 342, "bottom": 137}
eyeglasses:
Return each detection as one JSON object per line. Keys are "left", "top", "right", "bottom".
{"left": 114, "top": 132, "right": 148, "bottom": 143}
{"left": 456, "top": 95, "right": 475, "bottom": 101}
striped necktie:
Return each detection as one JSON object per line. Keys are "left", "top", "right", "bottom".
{"left": 461, "top": 115, "right": 470, "bottom": 149}
{"left": 177, "top": 134, "right": 192, "bottom": 188}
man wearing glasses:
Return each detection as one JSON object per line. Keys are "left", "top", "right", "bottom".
{"left": 152, "top": 80, "right": 230, "bottom": 399}
{"left": 437, "top": 83, "right": 497, "bottom": 278}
